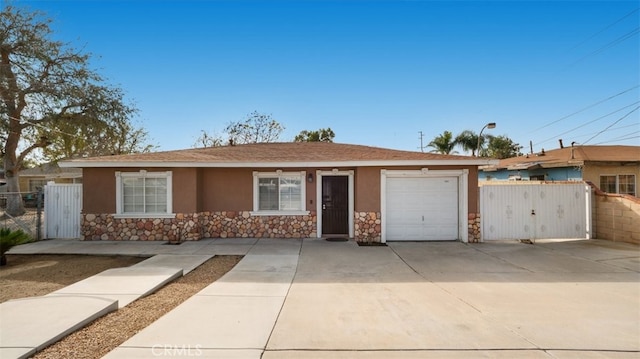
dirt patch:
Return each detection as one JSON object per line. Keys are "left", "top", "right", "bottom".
{"left": 33, "top": 255, "right": 242, "bottom": 359}
{"left": 0, "top": 254, "right": 145, "bottom": 303}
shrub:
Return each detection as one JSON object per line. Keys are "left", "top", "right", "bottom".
{"left": 0, "top": 228, "right": 32, "bottom": 266}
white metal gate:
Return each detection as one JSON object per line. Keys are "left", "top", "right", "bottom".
{"left": 44, "top": 183, "right": 82, "bottom": 239}
{"left": 480, "top": 183, "right": 591, "bottom": 241}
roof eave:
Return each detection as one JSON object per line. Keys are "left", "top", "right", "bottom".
{"left": 59, "top": 159, "right": 499, "bottom": 168}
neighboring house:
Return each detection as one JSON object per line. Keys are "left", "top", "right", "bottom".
{"left": 479, "top": 145, "right": 639, "bottom": 196}
{"left": 60, "top": 142, "right": 495, "bottom": 243}
{"left": 19, "top": 162, "right": 83, "bottom": 192}
{"left": 0, "top": 170, "right": 6, "bottom": 193}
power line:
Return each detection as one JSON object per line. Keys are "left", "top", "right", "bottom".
{"left": 571, "top": 7, "right": 639, "bottom": 50}
{"left": 549, "top": 122, "right": 638, "bottom": 145}
{"left": 592, "top": 134, "right": 640, "bottom": 145}
{"left": 531, "top": 85, "right": 639, "bottom": 133}
{"left": 569, "top": 26, "right": 640, "bottom": 67}
{"left": 533, "top": 100, "right": 640, "bottom": 146}
{"left": 582, "top": 106, "right": 640, "bottom": 145}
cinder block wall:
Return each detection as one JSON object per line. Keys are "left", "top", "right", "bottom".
{"left": 594, "top": 193, "right": 640, "bottom": 244}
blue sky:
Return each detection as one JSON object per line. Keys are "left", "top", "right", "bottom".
{"left": 13, "top": 0, "right": 640, "bottom": 154}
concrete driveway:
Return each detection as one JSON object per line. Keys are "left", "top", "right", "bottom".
{"left": 17, "top": 237, "right": 636, "bottom": 358}
{"left": 265, "top": 239, "right": 640, "bottom": 358}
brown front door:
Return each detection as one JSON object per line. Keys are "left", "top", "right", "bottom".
{"left": 322, "top": 176, "right": 349, "bottom": 235}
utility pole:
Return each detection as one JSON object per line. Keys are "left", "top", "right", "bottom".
{"left": 418, "top": 131, "right": 425, "bottom": 152}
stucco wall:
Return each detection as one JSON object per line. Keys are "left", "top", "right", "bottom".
{"left": 582, "top": 162, "right": 639, "bottom": 193}
{"left": 200, "top": 168, "right": 253, "bottom": 211}
{"left": 173, "top": 168, "right": 198, "bottom": 213}
{"left": 83, "top": 167, "right": 117, "bottom": 213}
{"left": 80, "top": 165, "right": 479, "bottom": 241}
{"left": 83, "top": 167, "right": 199, "bottom": 213}
{"left": 354, "top": 167, "right": 380, "bottom": 212}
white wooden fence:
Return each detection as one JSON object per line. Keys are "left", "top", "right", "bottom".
{"left": 44, "top": 183, "right": 82, "bottom": 239}
{"left": 480, "top": 183, "right": 591, "bottom": 241}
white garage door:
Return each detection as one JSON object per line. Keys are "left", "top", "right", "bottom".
{"left": 386, "top": 177, "right": 459, "bottom": 241}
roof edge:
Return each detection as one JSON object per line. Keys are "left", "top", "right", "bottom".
{"left": 59, "top": 159, "right": 499, "bottom": 168}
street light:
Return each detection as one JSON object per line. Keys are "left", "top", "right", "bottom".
{"left": 476, "top": 122, "right": 496, "bottom": 157}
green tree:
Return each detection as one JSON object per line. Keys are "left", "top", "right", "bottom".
{"left": 480, "top": 135, "right": 523, "bottom": 159}
{"left": 294, "top": 128, "right": 335, "bottom": 142}
{"left": 1, "top": 6, "right": 141, "bottom": 215}
{"left": 455, "top": 130, "right": 484, "bottom": 156}
{"left": 428, "top": 131, "right": 457, "bottom": 154}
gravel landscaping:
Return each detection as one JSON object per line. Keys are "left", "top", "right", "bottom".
{"left": 32, "top": 255, "right": 241, "bottom": 359}
{"left": 0, "top": 254, "right": 242, "bottom": 358}
{"left": 0, "top": 254, "right": 145, "bottom": 303}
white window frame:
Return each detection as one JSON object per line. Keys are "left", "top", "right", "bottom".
{"left": 599, "top": 174, "right": 636, "bottom": 196}
{"left": 251, "top": 171, "right": 309, "bottom": 216}
{"left": 115, "top": 170, "right": 175, "bottom": 218}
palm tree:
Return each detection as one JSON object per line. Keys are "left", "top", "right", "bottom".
{"left": 428, "top": 131, "right": 457, "bottom": 154}
{"left": 455, "top": 130, "right": 482, "bottom": 156}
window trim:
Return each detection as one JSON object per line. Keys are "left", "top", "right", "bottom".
{"left": 114, "top": 170, "right": 175, "bottom": 219}
{"left": 251, "top": 171, "right": 309, "bottom": 216}
{"left": 599, "top": 173, "right": 636, "bottom": 196}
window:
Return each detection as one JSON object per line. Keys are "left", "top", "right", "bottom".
{"left": 253, "top": 171, "right": 308, "bottom": 215}
{"left": 600, "top": 174, "right": 636, "bottom": 196}
{"left": 600, "top": 175, "right": 616, "bottom": 194}
{"left": 29, "top": 179, "right": 47, "bottom": 192}
{"left": 115, "top": 171, "right": 173, "bottom": 217}
{"left": 619, "top": 175, "right": 636, "bottom": 196}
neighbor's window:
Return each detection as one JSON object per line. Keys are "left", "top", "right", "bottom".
{"left": 29, "top": 179, "right": 47, "bottom": 192}
{"left": 253, "top": 171, "right": 307, "bottom": 214}
{"left": 600, "top": 174, "right": 636, "bottom": 196}
{"left": 619, "top": 175, "right": 636, "bottom": 196}
{"left": 115, "top": 171, "right": 173, "bottom": 217}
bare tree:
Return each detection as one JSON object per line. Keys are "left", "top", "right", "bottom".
{"left": 196, "top": 111, "right": 284, "bottom": 147}
{"left": 193, "top": 130, "right": 224, "bottom": 148}
{"left": 225, "top": 111, "right": 284, "bottom": 144}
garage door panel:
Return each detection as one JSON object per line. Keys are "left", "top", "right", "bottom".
{"left": 386, "top": 177, "right": 459, "bottom": 241}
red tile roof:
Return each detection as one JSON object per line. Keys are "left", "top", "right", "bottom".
{"left": 60, "top": 142, "right": 494, "bottom": 168}
{"left": 486, "top": 145, "right": 640, "bottom": 170}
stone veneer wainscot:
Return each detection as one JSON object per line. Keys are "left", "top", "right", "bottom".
{"left": 468, "top": 213, "right": 481, "bottom": 243}
{"left": 354, "top": 212, "right": 382, "bottom": 242}
{"left": 81, "top": 211, "right": 317, "bottom": 241}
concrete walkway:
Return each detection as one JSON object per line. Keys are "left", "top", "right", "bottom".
{"left": 104, "top": 238, "right": 302, "bottom": 359}
{"left": 3, "top": 238, "right": 640, "bottom": 358}
{"left": 0, "top": 250, "right": 216, "bottom": 359}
